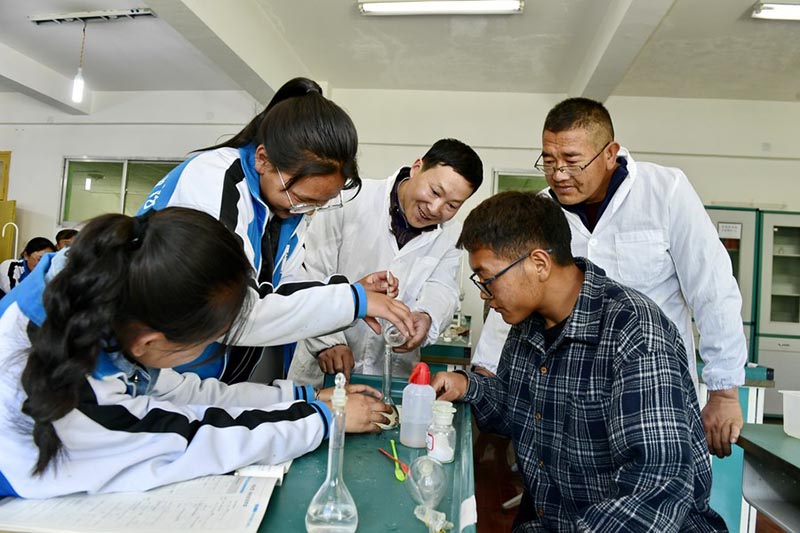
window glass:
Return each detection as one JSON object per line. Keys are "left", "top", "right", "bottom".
{"left": 125, "top": 162, "right": 177, "bottom": 216}
{"left": 495, "top": 172, "right": 548, "bottom": 194}
{"left": 63, "top": 161, "right": 124, "bottom": 223}
{"left": 61, "top": 159, "right": 179, "bottom": 223}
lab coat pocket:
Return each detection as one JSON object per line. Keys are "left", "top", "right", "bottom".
{"left": 614, "top": 230, "right": 670, "bottom": 285}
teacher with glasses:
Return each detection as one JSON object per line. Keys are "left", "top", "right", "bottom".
{"left": 138, "top": 77, "right": 414, "bottom": 385}
{"left": 472, "top": 97, "right": 747, "bottom": 459}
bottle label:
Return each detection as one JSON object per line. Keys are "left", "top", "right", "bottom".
{"left": 426, "top": 432, "right": 434, "bottom": 451}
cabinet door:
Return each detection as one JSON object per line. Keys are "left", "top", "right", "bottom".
{"left": 759, "top": 213, "right": 800, "bottom": 336}
{"left": 757, "top": 336, "right": 800, "bottom": 416}
{"left": 706, "top": 208, "right": 757, "bottom": 323}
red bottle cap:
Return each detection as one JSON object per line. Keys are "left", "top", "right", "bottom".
{"left": 409, "top": 362, "right": 431, "bottom": 385}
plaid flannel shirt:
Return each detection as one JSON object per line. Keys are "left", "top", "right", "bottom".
{"left": 464, "top": 258, "right": 727, "bottom": 532}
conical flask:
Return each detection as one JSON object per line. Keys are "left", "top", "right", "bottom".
{"left": 305, "top": 373, "right": 358, "bottom": 532}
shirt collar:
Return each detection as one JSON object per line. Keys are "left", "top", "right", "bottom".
{"left": 552, "top": 156, "right": 629, "bottom": 230}
{"left": 519, "top": 257, "right": 607, "bottom": 349}
{"left": 389, "top": 167, "right": 436, "bottom": 249}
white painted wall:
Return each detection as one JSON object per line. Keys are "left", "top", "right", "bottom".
{"left": 0, "top": 90, "right": 258, "bottom": 249}
{"left": 331, "top": 88, "right": 800, "bottom": 339}
{"left": 2, "top": 87, "right": 799, "bottom": 340}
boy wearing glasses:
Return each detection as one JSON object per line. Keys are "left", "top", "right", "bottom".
{"left": 289, "top": 139, "right": 483, "bottom": 382}
{"left": 433, "top": 192, "right": 727, "bottom": 532}
{"left": 473, "top": 97, "right": 746, "bottom": 459}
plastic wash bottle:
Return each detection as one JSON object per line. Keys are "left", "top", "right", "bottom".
{"left": 400, "top": 362, "right": 436, "bottom": 448}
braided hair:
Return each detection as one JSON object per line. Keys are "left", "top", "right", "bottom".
{"left": 20, "top": 207, "right": 252, "bottom": 474}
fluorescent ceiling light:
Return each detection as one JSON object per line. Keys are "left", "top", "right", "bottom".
{"left": 358, "top": 1, "right": 524, "bottom": 16}
{"left": 751, "top": 2, "right": 800, "bottom": 20}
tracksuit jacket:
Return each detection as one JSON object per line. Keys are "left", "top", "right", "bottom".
{"left": 0, "top": 250, "right": 332, "bottom": 498}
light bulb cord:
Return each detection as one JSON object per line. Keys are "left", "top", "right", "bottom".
{"left": 78, "top": 21, "right": 86, "bottom": 69}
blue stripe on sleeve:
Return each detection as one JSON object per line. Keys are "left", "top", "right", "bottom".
{"left": 351, "top": 283, "right": 367, "bottom": 319}
{"left": 295, "top": 385, "right": 314, "bottom": 402}
{"left": 309, "top": 400, "right": 332, "bottom": 440}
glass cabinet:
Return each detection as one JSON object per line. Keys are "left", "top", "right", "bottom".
{"left": 759, "top": 212, "right": 800, "bottom": 335}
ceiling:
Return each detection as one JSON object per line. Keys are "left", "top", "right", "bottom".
{"left": 0, "top": 0, "right": 798, "bottom": 115}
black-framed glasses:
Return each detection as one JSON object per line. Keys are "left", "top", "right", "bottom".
{"left": 534, "top": 142, "right": 610, "bottom": 178}
{"left": 277, "top": 168, "right": 344, "bottom": 215}
{"left": 470, "top": 248, "right": 553, "bottom": 298}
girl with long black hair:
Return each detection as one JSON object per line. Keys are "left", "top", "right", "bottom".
{"left": 0, "top": 208, "right": 389, "bottom": 498}
{"left": 138, "top": 77, "right": 414, "bottom": 383}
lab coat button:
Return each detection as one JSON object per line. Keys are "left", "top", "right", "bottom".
{"left": 589, "top": 238, "right": 597, "bottom": 246}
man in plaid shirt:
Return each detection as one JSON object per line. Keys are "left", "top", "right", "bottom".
{"left": 433, "top": 192, "right": 727, "bottom": 532}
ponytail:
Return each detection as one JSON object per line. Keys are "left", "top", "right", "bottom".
{"left": 20, "top": 208, "right": 251, "bottom": 474}
{"left": 197, "top": 77, "right": 361, "bottom": 194}
{"left": 198, "top": 77, "right": 323, "bottom": 152}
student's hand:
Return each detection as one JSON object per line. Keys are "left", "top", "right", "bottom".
{"left": 702, "top": 388, "right": 744, "bottom": 458}
{"left": 358, "top": 271, "right": 399, "bottom": 298}
{"left": 393, "top": 312, "right": 432, "bottom": 353}
{"left": 338, "top": 393, "right": 393, "bottom": 433}
{"left": 317, "top": 383, "right": 383, "bottom": 402}
{"left": 431, "top": 371, "right": 468, "bottom": 402}
{"left": 317, "top": 345, "right": 355, "bottom": 380}
{"left": 362, "top": 292, "right": 415, "bottom": 340}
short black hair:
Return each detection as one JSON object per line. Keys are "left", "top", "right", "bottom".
{"left": 55, "top": 229, "right": 78, "bottom": 242}
{"left": 23, "top": 237, "right": 56, "bottom": 256}
{"left": 457, "top": 191, "right": 573, "bottom": 266}
{"left": 544, "top": 98, "right": 614, "bottom": 149}
{"left": 421, "top": 138, "right": 483, "bottom": 192}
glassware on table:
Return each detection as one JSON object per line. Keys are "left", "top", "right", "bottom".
{"left": 405, "top": 456, "right": 450, "bottom": 533}
{"left": 377, "top": 319, "right": 407, "bottom": 429}
{"left": 305, "top": 373, "right": 358, "bottom": 532}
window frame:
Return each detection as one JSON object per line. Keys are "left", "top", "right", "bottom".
{"left": 58, "top": 156, "right": 182, "bottom": 226}
{"left": 492, "top": 167, "right": 548, "bottom": 195}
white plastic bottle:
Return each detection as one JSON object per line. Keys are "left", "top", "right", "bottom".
{"left": 427, "top": 403, "right": 456, "bottom": 463}
{"left": 400, "top": 362, "right": 436, "bottom": 448}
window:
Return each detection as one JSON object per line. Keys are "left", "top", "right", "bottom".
{"left": 493, "top": 169, "right": 548, "bottom": 194}
{"left": 60, "top": 158, "right": 180, "bottom": 225}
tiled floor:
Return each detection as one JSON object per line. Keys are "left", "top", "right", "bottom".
{"left": 473, "top": 428, "right": 786, "bottom": 533}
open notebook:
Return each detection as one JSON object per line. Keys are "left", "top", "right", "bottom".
{"left": 0, "top": 461, "right": 292, "bottom": 533}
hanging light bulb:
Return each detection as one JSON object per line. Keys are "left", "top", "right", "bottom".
{"left": 72, "top": 67, "right": 84, "bottom": 103}
{"left": 71, "top": 21, "right": 87, "bottom": 103}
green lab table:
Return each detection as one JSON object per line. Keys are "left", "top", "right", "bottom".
{"left": 736, "top": 423, "right": 800, "bottom": 532}
{"left": 259, "top": 373, "right": 476, "bottom": 532}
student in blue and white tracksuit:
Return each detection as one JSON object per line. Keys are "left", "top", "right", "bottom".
{"left": 0, "top": 237, "right": 55, "bottom": 297}
{"left": 0, "top": 208, "right": 388, "bottom": 498}
{"left": 138, "top": 77, "right": 413, "bottom": 383}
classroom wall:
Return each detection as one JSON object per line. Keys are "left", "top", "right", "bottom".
{"left": 330, "top": 88, "right": 800, "bottom": 339}
{"left": 2, "top": 87, "right": 799, "bottom": 339}
{"left": 0, "top": 90, "right": 258, "bottom": 250}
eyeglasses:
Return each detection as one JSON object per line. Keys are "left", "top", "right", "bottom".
{"left": 470, "top": 248, "right": 553, "bottom": 298}
{"left": 534, "top": 142, "right": 610, "bottom": 178}
{"left": 277, "top": 168, "right": 344, "bottom": 215}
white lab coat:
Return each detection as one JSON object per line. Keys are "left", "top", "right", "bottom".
{"left": 472, "top": 148, "right": 747, "bottom": 391}
{"left": 289, "top": 171, "right": 462, "bottom": 383}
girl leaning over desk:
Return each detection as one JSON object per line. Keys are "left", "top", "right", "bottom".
{"left": 0, "top": 208, "right": 390, "bottom": 498}
{"left": 137, "top": 77, "right": 414, "bottom": 383}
